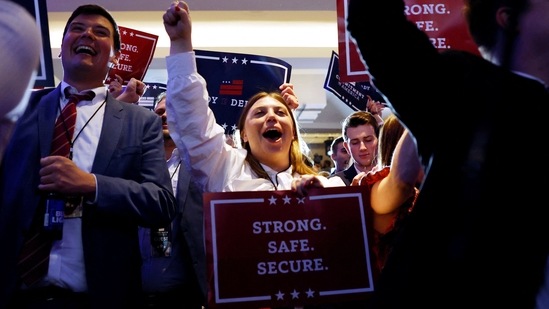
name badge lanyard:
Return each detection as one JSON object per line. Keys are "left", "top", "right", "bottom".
{"left": 57, "top": 98, "right": 107, "bottom": 160}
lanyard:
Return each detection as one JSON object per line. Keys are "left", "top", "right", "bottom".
{"left": 57, "top": 98, "right": 107, "bottom": 160}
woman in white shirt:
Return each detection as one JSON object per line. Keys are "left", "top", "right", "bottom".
{"left": 163, "top": 2, "right": 344, "bottom": 194}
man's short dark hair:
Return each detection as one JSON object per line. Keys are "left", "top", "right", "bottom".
{"left": 63, "top": 4, "right": 121, "bottom": 51}
{"left": 329, "top": 136, "right": 344, "bottom": 156}
{"left": 341, "top": 111, "right": 380, "bottom": 141}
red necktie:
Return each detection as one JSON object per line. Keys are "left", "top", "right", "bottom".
{"left": 50, "top": 89, "right": 95, "bottom": 157}
{"left": 17, "top": 88, "right": 95, "bottom": 287}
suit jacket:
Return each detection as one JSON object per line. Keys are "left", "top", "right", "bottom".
{"left": 177, "top": 163, "right": 208, "bottom": 301}
{"left": 0, "top": 86, "right": 176, "bottom": 308}
{"left": 140, "top": 161, "right": 207, "bottom": 306}
{"left": 347, "top": 1, "right": 549, "bottom": 308}
{"left": 330, "top": 165, "right": 357, "bottom": 186}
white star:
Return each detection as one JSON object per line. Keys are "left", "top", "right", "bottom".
{"left": 275, "top": 290, "right": 284, "bottom": 300}
{"left": 291, "top": 289, "right": 300, "bottom": 299}
{"left": 222, "top": 123, "right": 228, "bottom": 130}
{"left": 232, "top": 57, "right": 238, "bottom": 64}
{"left": 152, "top": 84, "right": 157, "bottom": 89}
{"left": 222, "top": 56, "right": 229, "bottom": 63}
{"left": 130, "top": 32, "right": 135, "bottom": 37}
{"left": 283, "top": 195, "right": 291, "bottom": 204}
{"left": 242, "top": 58, "right": 248, "bottom": 65}
{"left": 231, "top": 124, "right": 237, "bottom": 132}
{"left": 146, "top": 84, "right": 151, "bottom": 90}
{"left": 269, "top": 196, "right": 277, "bottom": 205}
{"left": 297, "top": 197, "right": 306, "bottom": 204}
{"left": 305, "top": 288, "right": 315, "bottom": 298}
{"left": 123, "top": 30, "right": 128, "bottom": 36}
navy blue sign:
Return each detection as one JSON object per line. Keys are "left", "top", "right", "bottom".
{"left": 138, "top": 82, "right": 167, "bottom": 111}
{"left": 324, "top": 51, "right": 384, "bottom": 111}
{"left": 195, "top": 49, "right": 292, "bottom": 134}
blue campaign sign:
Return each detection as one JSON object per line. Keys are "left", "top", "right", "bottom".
{"left": 138, "top": 82, "right": 167, "bottom": 111}
{"left": 195, "top": 49, "right": 292, "bottom": 134}
{"left": 324, "top": 51, "right": 384, "bottom": 112}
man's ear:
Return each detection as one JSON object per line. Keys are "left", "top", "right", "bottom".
{"left": 496, "top": 7, "right": 518, "bottom": 32}
{"left": 343, "top": 141, "right": 350, "bottom": 153}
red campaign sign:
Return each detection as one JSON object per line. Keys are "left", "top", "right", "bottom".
{"left": 104, "top": 26, "right": 158, "bottom": 85}
{"left": 204, "top": 186, "right": 377, "bottom": 309}
{"left": 337, "top": 0, "right": 480, "bottom": 82}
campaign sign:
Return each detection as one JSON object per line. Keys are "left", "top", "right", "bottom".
{"left": 195, "top": 49, "right": 292, "bottom": 135}
{"left": 324, "top": 50, "right": 385, "bottom": 112}
{"left": 204, "top": 186, "right": 376, "bottom": 309}
{"left": 17, "top": 0, "right": 55, "bottom": 88}
{"left": 337, "top": 0, "right": 480, "bottom": 82}
{"left": 104, "top": 26, "right": 158, "bottom": 85}
{"left": 137, "top": 82, "right": 167, "bottom": 111}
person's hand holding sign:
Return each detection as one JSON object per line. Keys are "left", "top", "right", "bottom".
{"left": 109, "top": 74, "right": 146, "bottom": 104}
{"left": 280, "top": 82, "right": 299, "bottom": 110}
{"left": 291, "top": 174, "right": 326, "bottom": 196}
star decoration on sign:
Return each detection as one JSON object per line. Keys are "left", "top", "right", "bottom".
{"left": 283, "top": 195, "right": 291, "bottom": 204}
{"left": 221, "top": 123, "right": 228, "bottom": 130}
{"left": 297, "top": 197, "right": 306, "bottom": 204}
{"left": 231, "top": 124, "right": 237, "bottom": 132}
{"left": 274, "top": 289, "right": 317, "bottom": 301}
{"left": 269, "top": 196, "right": 277, "bottom": 205}
{"left": 219, "top": 55, "right": 251, "bottom": 66}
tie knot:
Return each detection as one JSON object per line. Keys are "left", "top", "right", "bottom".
{"left": 64, "top": 88, "right": 95, "bottom": 104}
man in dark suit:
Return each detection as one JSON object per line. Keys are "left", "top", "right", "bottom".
{"left": 139, "top": 92, "right": 207, "bottom": 308}
{"left": 347, "top": 0, "right": 549, "bottom": 308}
{"left": 0, "top": 4, "right": 176, "bottom": 308}
{"left": 330, "top": 111, "right": 380, "bottom": 186}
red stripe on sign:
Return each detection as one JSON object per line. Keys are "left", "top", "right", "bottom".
{"left": 219, "top": 80, "right": 244, "bottom": 95}
{"left": 219, "top": 90, "right": 242, "bottom": 96}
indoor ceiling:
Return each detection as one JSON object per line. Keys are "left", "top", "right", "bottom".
{"left": 45, "top": 0, "right": 356, "bottom": 144}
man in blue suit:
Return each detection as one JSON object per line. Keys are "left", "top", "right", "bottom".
{"left": 0, "top": 4, "right": 176, "bottom": 308}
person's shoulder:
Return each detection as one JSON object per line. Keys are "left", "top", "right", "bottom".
{"left": 127, "top": 104, "right": 158, "bottom": 122}
{"left": 31, "top": 87, "right": 57, "bottom": 98}
{"left": 329, "top": 170, "right": 349, "bottom": 185}
{"left": 29, "top": 87, "right": 58, "bottom": 106}
{"left": 110, "top": 95, "right": 155, "bottom": 114}
{"left": 329, "top": 170, "right": 344, "bottom": 179}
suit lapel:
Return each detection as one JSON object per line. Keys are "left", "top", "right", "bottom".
{"left": 92, "top": 94, "right": 124, "bottom": 174}
{"left": 38, "top": 86, "right": 62, "bottom": 158}
{"left": 344, "top": 166, "right": 357, "bottom": 185}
